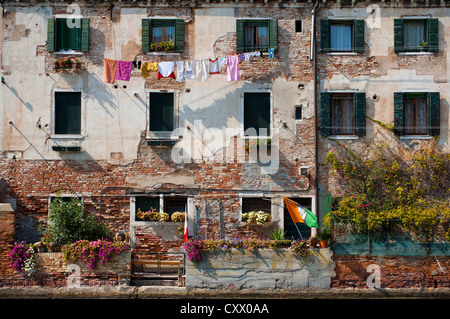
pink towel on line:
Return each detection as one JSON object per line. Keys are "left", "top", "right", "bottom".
{"left": 226, "top": 55, "right": 240, "bottom": 82}
{"left": 116, "top": 60, "right": 133, "bottom": 81}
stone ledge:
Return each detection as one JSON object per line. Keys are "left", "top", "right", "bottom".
{"left": 0, "top": 286, "right": 449, "bottom": 299}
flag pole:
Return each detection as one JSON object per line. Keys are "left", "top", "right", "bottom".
{"left": 293, "top": 223, "right": 303, "bottom": 240}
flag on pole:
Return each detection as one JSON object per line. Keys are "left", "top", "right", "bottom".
{"left": 184, "top": 212, "right": 189, "bottom": 243}
{"left": 283, "top": 197, "right": 319, "bottom": 228}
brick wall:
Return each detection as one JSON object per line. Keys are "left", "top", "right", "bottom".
{"left": 332, "top": 255, "right": 450, "bottom": 289}
{"left": 0, "top": 251, "right": 131, "bottom": 287}
{"left": 0, "top": 205, "right": 15, "bottom": 281}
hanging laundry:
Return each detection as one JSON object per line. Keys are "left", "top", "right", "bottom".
{"left": 185, "top": 60, "right": 195, "bottom": 80}
{"left": 157, "top": 61, "right": 176, "bottom": 80}
{"left": 116, "top": 60, "right": 133, "bottom": 81}
{"left": 226, "top": 55, "right": 240, "bottom": 82}
{"left": 218, "top": 57, "right": 227, "bottom": 68}
{"left": 195, "top": 59, "right": 210, "bottom": 82}
{"left": 244, "top": 53, "right": 251, "bottom": 62}
{"left": 140, "top": 62, "right": 150, "bottom": 79}
{"left": 238, "top": 54, "right": 245, "bottom": 62}
{"left": 209, "top": 58, "right": 220, "bottom": 75}
{"left": 148, "top": 62, "right": 158, "bottom": 72}
{"left": 268, "top": 48, "right": 275, "bottom": 59}
{"left": 176, "top": 61, "right": 185, "bottom": 83}
{"left": 103, "top": 58, "right": 118, "bottom": 84}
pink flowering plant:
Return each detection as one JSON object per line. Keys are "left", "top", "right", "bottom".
{"left": 62, "top": 239, "right": 130, "bottom": 271}
{"left": 9, "top": 241, "right": 35, "bottom": 275}
{"left": 184, "top": 239, "right": 203, "bottom": 262}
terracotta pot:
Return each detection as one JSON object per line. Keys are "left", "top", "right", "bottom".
{"left": 319, "top": 239, "right": 329, "bottom": 248}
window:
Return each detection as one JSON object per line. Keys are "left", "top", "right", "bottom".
{"left": 331, "top": 93, "right": 354, "bottom": 135}
{"left": 295, "top": 105, "right": 303, "bottom": 120}
{"left": 142, "top": 19, "right": 185, "bottom": 53}
{"left": 134, "top": 196, "right": 187, "bottom": 221}
{"left": 54, "top": 92, "right": 81, "bottom": 135}
{"left": 242, "top": 197, "right": 271, "bottom": 221}
{"left": 243, "top": 92, "right": 271, "bottom": 137}
{"left": 149, "top": 92, "right": 174, "bottom": 132}
{"left": 394, "top": 92, "right": 440, "bottom": 136}
{"left": 320, "top": 92, "right": 366, "bottom": 137}
{"left": 320, "top": 19, "right": 364, "bottom": 53}
{"left": 394, "top": 18, "right": 439, "bottom": 52}
{"left": 236, "top": 19, "right": 278, "bottom": 53}
{"left": 47, "top": 18, "right": 90, "bottom": 52}
{"left": 295, "top": 20, "right": 303, "bottom": 33}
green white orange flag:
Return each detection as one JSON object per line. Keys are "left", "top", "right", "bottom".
{"left": 283, "top": 197, "right": 319, "bottom": 228}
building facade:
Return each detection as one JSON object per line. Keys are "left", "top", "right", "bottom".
{"left": 0, "top": 0, "right": 448, "bottom": 284}
{"left": 0, "top": 0, "right": 318, "bottom": 255}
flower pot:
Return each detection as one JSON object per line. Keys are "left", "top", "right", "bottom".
{"left": 309, "top": 240, "right": 319, "bottom": 248}
{"left": 319, "top": 239, "right": 329, "bottom": 248}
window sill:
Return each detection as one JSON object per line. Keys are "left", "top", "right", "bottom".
{"left": 327, "top": 52, "right": 358, "bottom": 56}
{"left": 400, "top": 135, "right": 433, "bottom": 140}
{"left": 328, "top": 135, "right": 359, "bottom": 140}
{"left": 146, "top": 52, "right": 181, "bottom": 56}
{"left": 50, "top": 134, "right": 84, "bottom": 140}
{"left": 398, "top": 52, "right": 433, "bottom": 56}
{"left": 52, "top": 51, "right": 84, "bottom": 56}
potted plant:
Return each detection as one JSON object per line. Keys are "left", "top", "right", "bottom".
{"left": 74, "top": 58, "right": 82, "bottom": 69}
{"left": 242, "top": 211, "right": 271, "bottom": 226}
{"left": 309, "top": 235, "right": 319, "bottom": 248}
{"left": 35, "top": 241, "right": 46, "bottom": 253}
{"left": 65, "top": 58, "right": 73, "bottom": 69}
{"left": 419, "top": 41, "right": 428, "bottom": 51}
{"left": 317, "top": 230, "right": 331, "bottom": 248}
{"left": 54, "top": 59, "right": 61, "bottom": 70}
{"left": 171, "top": 211, "right": 185, "bottom": 222}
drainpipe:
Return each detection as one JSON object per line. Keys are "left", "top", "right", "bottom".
{"left": 311, "top": 1, "right": 320, "bottom": 232}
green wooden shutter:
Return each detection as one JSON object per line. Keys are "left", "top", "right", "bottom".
{"left": 142, "top": 19, "right": 150, "bottom": 53}
{"left": 47, "top": 18, "right": 56, "bottom": 52}
{"left": 244, "top": 93, "right": 271, "bottom": 137}
{"left": 57, "top": 19, "right": 71, "bottom": 51}
{"left": 71, "top": 20, "right": 81, "bottom": 51}
{"left": 320, "top": 19, "right": 330, "bottom": 53}
{"left": 320, "top": 92, "right": 331, "bottom": 136}
{"left": 269, "top": 19, "right": 278, "bottom": 51}
{"left": 393, "top": 92, "right": 404, "bottom": 136}
{"left": 55, "top": 92, "right": 81, "bottom": 135}
{"left": 80, "top": 18, "right": 90, "bottom": 52}
{"left": 354, "top": 92, "right": 366, "bottom": 136}
{"left": 175, "top": 19, "right": 185, "bottom": 52}
{"left": 150, "top": 93, "right": 174, "bottom": 132}
{"left": 236, "top": 19, "right": 245, "bottom": 53}
{"left": 427, "top": 92, "right": 440, "bottom": 136}
{"left": 394, "top": 19, "right": 404, "bottom": 53}
{"left": 353, "top": 19, "right": 365, "bottom": 53}
{"left": 427, "top": 18, "right": 439, "bottom": 52}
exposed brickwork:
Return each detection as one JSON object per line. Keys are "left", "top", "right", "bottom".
{"left": 0, "top": 251, "right": 131, "bottom": 287}
{"left": 332, "top": 255, "right": 450, "bottom": 288}
{"left": 0, "top": 207, "right": 15, "bottom": 280}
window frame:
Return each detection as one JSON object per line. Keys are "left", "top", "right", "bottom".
{"left": 403, "top": 93, "right": 428, "bottom": 136}
{"left": 239, "top": 194, "right": 272, "bottom": 223}
{"left": 241, "top": 90, "right": 273, "bottom": 139}
{"left": 130, "top": 195, "right": 190, "bottom": 223}
{"left": 330, "top": 93, "right": 355, "bottom": 136}
{"left": 329, "top": 20, "right": 354, "bottom": 53}
{"left": 52, "top": 90, "right": 84, "bottom": 138}
{"left": 394, "top": 17, "right": 439, "bottom": 53}
{"left": 236, "top": 18, "right": 278, "bottom": 54}
{"left": 48, "top": 16, "right": 89, "bottom": 53}
{"left": 142, "top": 18, "right": 185, "bottom": 53}
{"left": 147, "top": 90, "right": 178, "bottom": 139}
{"left": 320, "top": 18, "right": 364, "bottom": 54}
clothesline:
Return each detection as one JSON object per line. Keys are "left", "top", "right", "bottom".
{"left": 102, "top": 48, "right": 276, "bottom": 85}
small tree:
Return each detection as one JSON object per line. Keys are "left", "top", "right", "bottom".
{"left": 44, "top": 196, "right": 112, "bottom": 245}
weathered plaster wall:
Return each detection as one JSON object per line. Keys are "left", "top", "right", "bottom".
{"left": 186, "top": 248, "right": 335, "bottom": 289}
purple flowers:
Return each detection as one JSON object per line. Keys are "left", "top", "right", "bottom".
{"left": 62, "top": 239, "right": 130, "bottom": 272}
{"left": 185, "top": 239, "right": 203, "bottom": 262}
{"left": 9, "top": 241, "right": 35, "bottom": 274}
